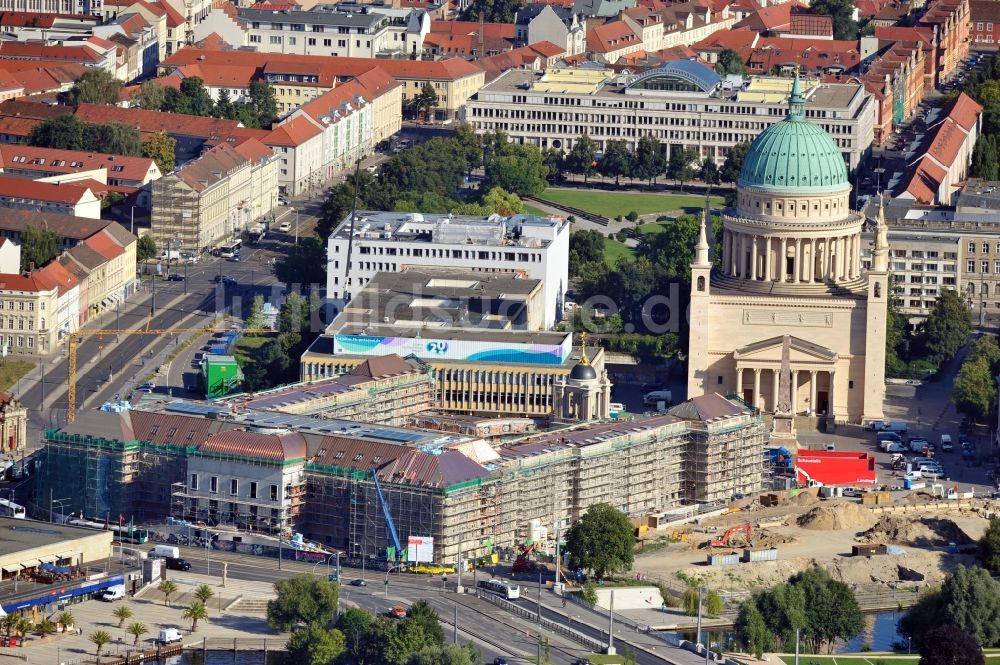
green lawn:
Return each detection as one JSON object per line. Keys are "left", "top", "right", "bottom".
{"left": 231, "top": 334, "right": 273, "bottom": 364}
{"left": 636, "top": 221, "right": 672, "bottom": 236}
{"left": 778, "top": 654, "right": 1000, "bottom": 665}
{"left": 604, "top": 238, "right": 635, "bottom": 266}
{"left": 537, "top": 189, "right": 724, "bottom": 219}
{"left": 0, "top": 359, "right": 33, "bottom": 392}
{"left": 524, "top": 204, "right": 550, "bottom": 217}
{"left": 583, "top": 654, "right": 629, "bottom": 664}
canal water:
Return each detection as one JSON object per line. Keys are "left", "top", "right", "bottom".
{"left": 153, "top": 652, "right": 288, "bottom": 665}
{"left": 662, "top": 610, "right": 906, "bottom": 654}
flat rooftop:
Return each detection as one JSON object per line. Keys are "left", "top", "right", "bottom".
{"left": 330, "top": 210, "right": 565, "bottom": 246}
{"left": 481, "top": 69, "right": 864, "bottom": 112}
{"left": 498, "top": 414, "right": 681, "bottom": 460}
{"left": 0, "top": 518, "right": 108, "bottom": 558}
{"left": 325, "top": 323, "right": 568, "bottom": 344}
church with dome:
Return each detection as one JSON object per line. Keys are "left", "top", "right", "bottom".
{"left": 687, "top": 72, "right": 888, "bottom": 426}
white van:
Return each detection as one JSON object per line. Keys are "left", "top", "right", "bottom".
{"left": 100, "top": 584, "right": 126, "bottom": 602}
{"left": 158, "top": 628, "right": 182, "bottom": 644}
{"left": 609, "top": 402, "right": 625, "bottom": 416}
{"left": 887, "top": 422, "right": 909, "bottom": 434}
{"left": 151, "top": 544, "right": 180, "bottom": 559}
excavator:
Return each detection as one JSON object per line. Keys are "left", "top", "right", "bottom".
{"left": 710, "top": 523, "right": 753, "bottom": 548}
{"left": 512, "top": 543, "right": 537, "bottom": 573}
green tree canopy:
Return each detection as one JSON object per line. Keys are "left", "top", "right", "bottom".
{"left": 412, "top": 83, "right": 439, "bottom": 119}
{"left": 952, "top": 355, "right": 996, "bottom": 422}
{"left": 29, "top": 114, "right": 85, "bottom": 150}
{"left": 566, "top": 135, "right": 598, "bottom": 183}
{"left": 274, "top": 236, "right": 327, "bottom": 286}
{"left": 715, "top": 49, "right": 748, "bottom": 75}
{"left": 565, "top": 502, "right": 635, "bottom": 579}
{"left": 180, "top": 77, "right": 215, "bottom": 116}
{"left": 902, "top": 566, "right": 1000, "bottom": 649}
{"left": 569, "top": 229, "right": 605, "bottom": 277}
{"left": 20, "top": 226, "right": 60, "bottom": 272}
{"left": 142, "top": 131, "right": 176, "bottom": 174}
{"left": 667, "top": 147, "right": 699, "bottom": 189}
{"left": 971, "top": 134, "right": 999, "bottom": 181}
{"left": 700, "top": 158, "right": 720, "bottom": 185}
{"left": 736, "top": 600, "right": 769, "bottom": 658}
{"left": 404, "top": 601, "right": 445, "bottom": 646}
{"left": 136, "top": 235, "right": 157, "bottom": 263}
{"left": 918, "top": 624, "right": 984, "bottom": 665}
{"left": 249, "top": 81, "right": 279, "bottom": 128}
{"left": 924, "top": 289, "right": 971, "bottom": 364}
{"left": 267, "top": 574, "right": 341, "bottom": 632}
{"left": 286, "top": 624, "right": 347, "bottom": 665}
{"left": 407, "top": 644, "right": 478, "bottom": 665}
{"left": 599, "top": 139, "right": 632, "bottom": 186}
{"left": 980, "top": 518, "right": 1000, "bottom": 574}
{"left": 131, "top": 81, "right": 167, "bottom": 110}
{"left": 484, "top": 143, "right": 548, "bottom": 196}
{"left": 459, "top": 0, "right": 525, "bottom": 23}
{"left": 789, "top": 566, "right": 863, "bottom": 654}
{"left": 721, "top": 141, "right": 751, "bottom": 182}
{"left": 65, "top": 69, "right": 122, "bottom": 106}
{"left": 810, "top": 0, "right": 860, "bottom": 39}
{"left": 633, "top": 135, "right": 666, "bottom": 185}
{"left": 84, "top": 121, "right": 142, "bottom": 156}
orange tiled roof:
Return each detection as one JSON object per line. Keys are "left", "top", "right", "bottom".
{"left": 84, "top": 229, "right": 126, "bottom": 261}
{"left": 587, "top": 20, "right": 641, "bottom": 54}
{"left": 0, "top": 174, "right": 93, "bottom": 204}
{"left": 265, "top": 115, "right": 322, "bottom": 147}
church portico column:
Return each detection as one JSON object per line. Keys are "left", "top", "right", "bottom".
{"left": 780, "top": 237, "right": 788, "bottom": 281}
{"left": 809, "top": 239, "right": 817, "bottom": 281}
{"left": 837, "top": 236, "right": 846, "bottom": 281}
{"left": 791, "top": 370, "right": 799, "bottom": 413}
{"left": 854, "top": 235, "right": 861, "bottom": 278}
{"left": 735, "top": 366, "right": 743, "bottom": 396}
{"left": 795, "top": 239, "right": 802, "bottom": 283}
{"left": 809, "top": 370, "right": 818, "bottom": 415}
{"left": 828, "top": 370, "right": 836, "bottom": 422}
{"left": 764, "top": 237, "right": 772, "bottom": 281}
{"left": 723, "top": 230, "right": 731, "bottom": 274}
{"left": 751, "top": 234, "right": 759, "bottom": 280}
{"left": 753, "top": 368, "right": 761, "bottom": 408}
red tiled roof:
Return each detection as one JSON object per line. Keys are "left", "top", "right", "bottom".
{"left": 177, "top": 63, "right": 259, "bottom": 88}
{"left": 874, "top": 25, "right": 933, "bottom": 46}
{"left": 84, "top": 230, "right": 125, "bottom": 261}
{"left": 949, "top": 92, "right": 983, "bottom": 132}
{"left": 157, "top": 0, "right": 185, "bottom": 27}
{"left": 163, "top": 48, "right": 483, "bottom": 82}
{"left": 75, "top": 103, "right": 242, "bottom": 140}
{"left": 971, "top": 0, "right": 1000, "bottom": 22}
{"left": 732, "top": 0, "right": 806, "bottom": 31}
{"left": 265, "top": 115, "right": 321, "bottom": 147}
{"left": 231, "top": 136, "right": 272, "bottom": 163}
{"left": 526, "top": 40, "right": 565, "bottom": 57}
{"left": 693, "top": 27, "right": 758, "bottom": 50}
{"left": 32, "top": 260, "right": 78, "bottom": 296}
{"left": 903, "top": 156, "right": 947, "bottom": 204}
{"left": 429, "top": 19, "right": 515, "bottom": 39}
{"left": 0, "top": 273, "right": 51, "bottom": 292}
{"left": 587, "top": 20, "right": 641, "bottom": 54}
{"left": 0, "top": 42, "right": 104, "bottom": 63}
{"left": 0, "top": 11, "right": 99, "bottom": 26}
{"left": 296, "top": 78, "right": 370, "bottom": 125}
{"left": 0, "top": 174, "right": 93, "bottom": 204}
{"left": 0, "top": 145, "right": 157, "bottom": 181}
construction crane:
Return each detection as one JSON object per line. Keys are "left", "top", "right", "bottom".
{"left": 66, "top": 327, "right": 272, "bottom": 423}
{"left": 370, "top": 467, "right": 403, "bottom": 561}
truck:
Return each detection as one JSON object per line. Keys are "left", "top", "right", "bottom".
{"left": 151, "top": 544, "right": 180, "bottom": 559}
{"left": 795, "top": 450, "right": 877, "bottom": 487}
{"left": 248, "top": 224, "right": 266, "bottom": 243}
{"left": 158, "top": 628, "right": 182, "bottom": 645}
{"left": 159, "top": 250, "right": 181, "bottom": 262}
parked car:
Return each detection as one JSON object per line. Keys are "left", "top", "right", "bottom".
{"left": 279, "top": 221, "right": 292, "bottom": 232}
{"left": 386, "top": 606, "right": 407, "bottom": 619}
{"left": 165, "top": 557, "right": 192, "bottom": 571}
{"left": 213, "top": 275, "right": 237, "bottom": 286}
{"left": 941, "top": 435, "right": 954, "bottom": 452}
{"left": 139, "top": 382, "right": 156, "bottom": 390}
{"left": 350, "top": 579, "right": 367, "bottom": 587}
{"left": 166, "top": 273, "right": 184, "bottom": 282}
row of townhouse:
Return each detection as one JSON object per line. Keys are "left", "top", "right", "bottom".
{"left": 150, "top": 137, "right": 278, "bottom": 253}
{"left": 266, "top": 67, "right": 401, "bottom": 196}
{"left": 0, "top": 221, "right": 136, "bottom": 355}
{"left": 160, "top": 47, "right": 485, "bottom": 121}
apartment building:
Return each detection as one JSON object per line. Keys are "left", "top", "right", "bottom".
{"left": 0, "top": 274, "right": 60, "bottom": 355}
{"left": 0, "top": 175, "right": 101, "bottom": 219}
{"left": 239, "top": 6, "right": 393, "bottom": 57}
{"left": 863, "top": 227, "right": 959, "bottom": 319}
{"left": 163, "top": 47, "right": 482, "bottom": 122}
{"left": 971, "top": 0, "right": 1000, "bottom": 45}
{"left": 514, "top": 4, "right": 586, "bottom": 56}
{"left": 151, "top": 138, "right": 278, "bottom": 253}
{"left": 93, "top": 12, "right": 160, "bottom": 82}
{"left": 0, "top": 0, "right": 101, "bottom": 16}
{"left": 0, "top": 145, "right": 162, "bottom": 206}
{"left": 324, "top": 211, "right": 569, "bottom": 328}
{"left": 32, "top": 260, "right": 80, "bottom": 342}
{"left": 466, "top": 62, "right": 876, "bottom": 170}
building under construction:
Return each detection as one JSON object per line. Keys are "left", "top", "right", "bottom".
{"left": 34, "top": 393, "right": 763, "bottom": 564}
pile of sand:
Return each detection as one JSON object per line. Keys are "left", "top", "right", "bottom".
{"left": 857, "top": 515, "right": 974, "bottom": 546}
{"left": 792, "top": 492, "right": 819, "bottom": 506}
{"left": 797, "top": 503, "right": 876, "bottom": 531}
{"left": 905, "top": 491, "right": 938, "bottom": 505}
{"left": 755, "top": 529, "right": 797, "bottom": 548}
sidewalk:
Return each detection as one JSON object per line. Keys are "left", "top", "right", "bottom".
{"left": 11, "top": 571, "right": 285, "bottom": 664}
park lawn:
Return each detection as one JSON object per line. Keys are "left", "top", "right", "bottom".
{"left": 0, "top": 359, "right": 33, "bottom": 392}
{"left": 231, "top": 334, "right": 273, "bottom": 364}
{"left": 583, "top": 654, "right": 629, "bottom": 664}
{"left": 636, "top": 221, "right": 671, "bottom": 236}
{"left": 604, "top": 239, "right": 635, "bottom": 266}
{"left": 538, "top": 189, "right": 724, "bottom": 219}
{"left": 524, "top": 204, "right": 550, "bottom": 216}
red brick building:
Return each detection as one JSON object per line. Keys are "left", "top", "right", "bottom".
{"left": 970, "top": 0, "right": 1000, "bottom": 45}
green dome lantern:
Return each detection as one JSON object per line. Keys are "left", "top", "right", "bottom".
{"left": 737, "top": 72, "right": 849, "bottom": 193}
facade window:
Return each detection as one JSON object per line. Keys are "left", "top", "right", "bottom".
{"left": 210, "top": 476, "right": 218, "bottom": 493}
{"left": 190, "top": 474, "right": 198, "bottom": 490}
{"left": 968, "top": 260, "right": 976, "bottom": 272}
{"left": 985, "top": 242, "right": 990, "bottom": 254}
{"left": 270, "top": 485, "right": 278, "bottom": 501}
{"left": 983, "top": 260, "right": 990, "bottom": 273}
{"left": 230, "top": 479, "right": 238, "bottom": 495}
{"left": 970, "top": 242, "right": 977, "bottom": 253}
{"left": 250, "top": 482, "right": 258, "bottom": 499}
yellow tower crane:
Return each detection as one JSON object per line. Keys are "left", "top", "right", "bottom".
{"left": 67, "top": 327, "right": 272, "bottom": 422}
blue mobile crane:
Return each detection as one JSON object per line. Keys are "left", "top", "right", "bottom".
{"left": 370, "top": 468, "right": 403, "bottom": 561}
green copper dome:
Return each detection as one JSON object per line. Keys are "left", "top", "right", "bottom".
{"left": 737, "top": 74, "right": 849, "bottom": 193}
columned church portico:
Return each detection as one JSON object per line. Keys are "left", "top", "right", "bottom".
{"left": 686, "top": 71, "right": 887, "bottom": 426}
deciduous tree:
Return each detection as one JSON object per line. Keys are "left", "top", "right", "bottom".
{"left": 715, "top": 49, "right": 748, "bottom": 75}
{"left": 274, "top": 236, "right": 327, "bottom": 286}
{"left": 810, "top": 0, "right": 859, "bottom": 39}
{"left": 599, "top": 139, "right": 632, "bottom": 186}
{"left": 136, "top": 235, "right": 157, "bottom": 263}
{"left": 667, "top": 147, "right": 699, "bottom": 190}
{"left": 142, "top": 132, "right": 176, "bottom": 174}
{"left": 286, "top": 624, "right": 347, "bottom": 665}
{"left": 20, "top": 226, "right": 60, "bottom": 272}
{"left": 65, "top": 69, "right": 122, "bottom": 106}
{"left": 721, "top": 141, "right": 751, "bottom": 183}
{"left": 980, "top": 518, "right": 1000, "bottom": 573}
{"left": 566, "top": 135, "right": 598, "bottom": 183}
{"left": 633, "top": 135, "right": 665, "bottom": 186}
{"left": 267, "top": 574, "right": 341, "bottom": 631}
{"left": 565, "top": 503, "right": 635, "bottom": 579}
{"left": 924, "top": 289, "right": 972, "bottom": 364}
{"left": 919, "top": 624, "right": 984, "bottom": 665}
{"left": 28, "top": 114, "right": 85, "bottom": 151}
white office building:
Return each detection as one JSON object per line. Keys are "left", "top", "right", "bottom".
{"left": 465, "top": 61, "right": 876, "bottom": 171}
{"left": 327, "top": 211, "right": 571, "bottom": 329}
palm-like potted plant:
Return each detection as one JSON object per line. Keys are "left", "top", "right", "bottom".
{"left": 89, "top": 630, "right": 112, "bottom": 664}
{"left": 56, "top": 611, "right": 74, "bottom": 633}
{"left": 112, "top": 605, "right": 133, "bottom": 628}
{"left": 34, "top": 619, "right": 56, "bottom": 639}
{"left": 158, "top": 580, "right": 178, "bottom": 607}
{"left": 126, "top": 622, "right": 147, "bottom": 647}
{"left": 182, "top": 602, "right": 208, "bottom": 632}
{"left": 193, "top": 584, "right": 214, "bottom": 610}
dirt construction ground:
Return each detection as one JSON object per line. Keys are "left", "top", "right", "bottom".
{"left": 634, "top": 492, "right": 1000, "bottom": 592}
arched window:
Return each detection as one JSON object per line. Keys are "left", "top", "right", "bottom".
{"left": 874, "top": 282, "right": 881, "bottom": 298}
{"left": 697, "top": 275, "right": 706, "bottom": 291}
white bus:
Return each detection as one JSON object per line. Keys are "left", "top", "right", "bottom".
{"left": 216, "top": 240, "right": 242, "bottom": 258}
{"left": 478, "top": 578, "right": 520, "bottom": 600}
{"left": 0, "top": 498, "right": 26, "bottom": 518}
